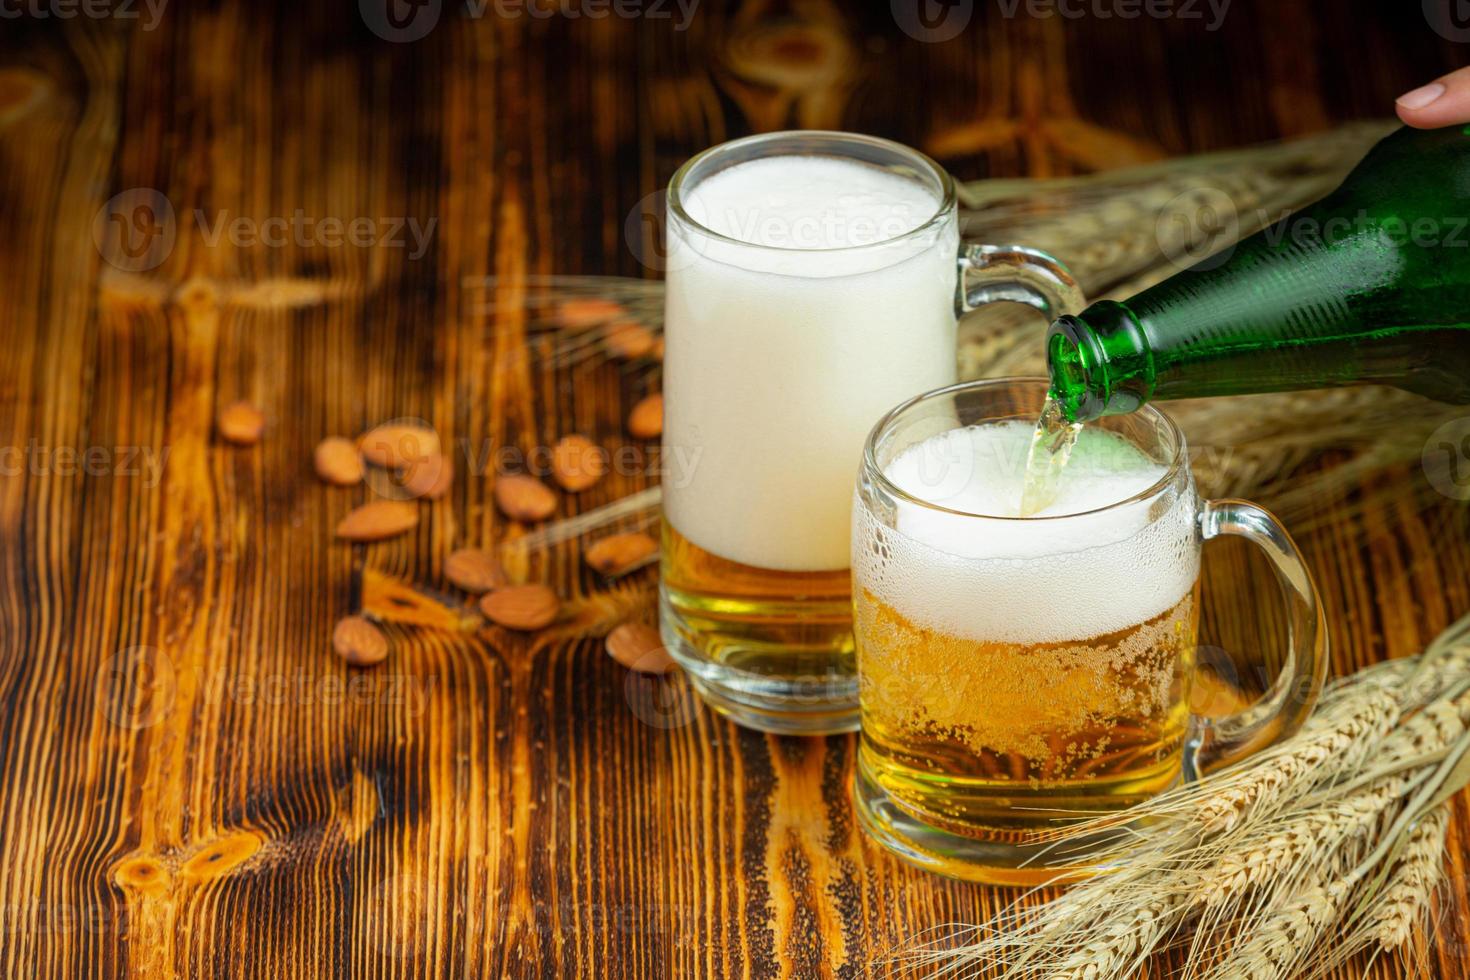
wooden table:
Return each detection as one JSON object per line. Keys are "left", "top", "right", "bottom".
{"left": 2, "top": 3, "right": 1468, "bottom": 976}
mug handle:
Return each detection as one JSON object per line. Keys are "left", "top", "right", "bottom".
{"left": 957, "top": 244, "right": 1086, "bottom": 320}
{"left": 1186, "top": 499, "right": 1330, "bottom": 777}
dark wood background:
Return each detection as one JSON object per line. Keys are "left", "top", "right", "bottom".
{"left": 2, "top": 1, "right": 1469, "bottom": 976}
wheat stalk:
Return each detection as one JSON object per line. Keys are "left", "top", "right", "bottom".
{"left": 920, "top": 617, "right": 1470, "bottom": 980}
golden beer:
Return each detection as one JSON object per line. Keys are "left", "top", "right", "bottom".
{"left": 660, "top": 521, "right": 853, "bottom": 678}
{"left": 857, "top": 585, "right": 1198, "bottom": 831}
{"left": 851, "top": 378, "right": 1328, "bottom": 884}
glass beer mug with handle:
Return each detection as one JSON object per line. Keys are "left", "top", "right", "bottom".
{"left": 658, "top": 131, "right": 1085, "bottom": 735}
{"left": 851, "top": 377, "right": 1327, "bottom": 883}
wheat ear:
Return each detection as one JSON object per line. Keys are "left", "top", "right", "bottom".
{"left": 1040, "top": 893, "right": 1186, "bottom": 980}
{"left": 1201, "top": 877, "right": 1348, "bottom": 980}
{"left": 1371, "top": 805, "right": 1451, "bottom": 950}
{"left": 1195, "top": 682, "right": 1401, "bottom": 835}
{"left": 1201, "top": 779, "right": 1401, "bottom": 907}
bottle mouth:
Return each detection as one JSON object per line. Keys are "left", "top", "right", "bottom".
{"left": 1047, "top": 318, "right": 1106, "bottom": 422}
{"left": 1047, "top": 303, "right": 1154, "bottom": 421}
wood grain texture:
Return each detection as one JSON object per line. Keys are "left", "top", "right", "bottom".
{"left": 1, "top": 3, "right": 1468, "bottom": 977}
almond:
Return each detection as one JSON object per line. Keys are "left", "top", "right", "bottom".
{"left": 359, "top": 423, "right": 440, "bottom": 469}
{"left": 551, "top": 435, "right": 606, "bottom": 492}
{"left": 444, "top": 548, "right": 506, "bottom": 594}
{"left": 335, "top": 500, "right": 419, "bottom": 541}
{"left": 556, "top": 297, "right": 626, "bottom": 331}
{"left": 402, "top": 452, "right": 453, "bottom": 500}
{"left": 494, "top": 474, "right": 558, "bottom": 522}
{"left": 314, "top": 436, "right": 364, "bottom": 486}
{"left": 479, "top": 585, "right": 559, "bottom": 631}
{"left": 218, "top": 401, "right": 265, "bottom": 445}
{"left": 627, "top": 393, "right": 663, "bottom": 439}
{"left": 603, "top": 319, "right": 655, "bottom": 359}
{"left": 584, "top": 532, "right": 658, "bottom": 577}
{"left": 333, "top": 615, "right": 388, "bottom": 666}
{"left": 605, "top": 623, "right": 677, "bottom": 674}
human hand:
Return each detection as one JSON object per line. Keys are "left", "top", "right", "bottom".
{"left": 1397, "top": 67, "right": 1470, "bottom": 127}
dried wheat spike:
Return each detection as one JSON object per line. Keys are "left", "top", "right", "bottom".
{"left": 1372, "top": 806, "right": 1451, "bottom": 950}
{"left": 1207, "top": 878, "right": 1346, "bottom": 980}
{"left": 1198, "top": 684, "right": 1401, "bottom": 835}
{"left": 1203, "top": 780, "right": 1402, "bottom": 906}
{"left": 1043, "top": 894, "right": 1185, "bottom": 980}
{"left": 1375, "top": 698, "right": 1466, "bottom": 768}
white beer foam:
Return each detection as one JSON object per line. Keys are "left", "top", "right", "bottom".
{"left": 664, "top": 155, "right": 959, "bottom": 571}
{"left": 854, "top": 422, "right": 1199, "bottom": 644}
{"left": 679, "top": 155, "right": 943, "bottom": 277}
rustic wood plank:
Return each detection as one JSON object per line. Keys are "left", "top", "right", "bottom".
{"left": 0, "top": 4, "right": 1467, "bottom": 978}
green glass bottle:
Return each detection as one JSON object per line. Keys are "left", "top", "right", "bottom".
{"left": 1047, "top": 125, "right": 1470, "bottom": 422}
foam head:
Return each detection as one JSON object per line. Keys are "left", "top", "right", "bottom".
{"left": 854, "top": 421, "right": 1199, "bottom": 643}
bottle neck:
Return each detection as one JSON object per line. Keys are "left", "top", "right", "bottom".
{"left": 1047, "top": 300, "right": 1156, "bottom": 422}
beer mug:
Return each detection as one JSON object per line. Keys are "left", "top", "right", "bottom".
{"left": 658, "top": 131, "right": 1085, "bottom": 735}
{"left": 851, "top": 377, "right": 1327, "bottom": 883}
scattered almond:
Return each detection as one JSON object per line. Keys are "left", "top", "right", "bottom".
{"left": 603, "top": 319, "right": 656, "bottom": 359}
{"left": 444, "top": 548, "right": 506, "bottom": 594}
{"left": 314, "top": 436, "right": 364, "bottom": 486}
{"left": 402, "top": 452, "right": 453, "bottom": 500}
{"left": 551, "top": 435, "right": 606, "bottom": 492}
{"left": 556, "top": 297, "right": 626, "bottom": 331}
{"left": 335, "top": 500, "right": 419, "bottom": 541}
{"left": 218, "top": 401, "right": 265, "bottom": 445}
{"left": 333, "top": 615, "right": 389, "bottom": 666}
{"left": 627, "top": 393, "right": 663, "bottom": 439}
{"left": 494, "top": 474, "right": 558, "bottom": 522}
{"left": 605, "top": 623, "right": 677, "bottom": 674}
{"left": 359, "top": 423, "right": 440, "bottom": 469}
{"left": 480, "top": 585, "right": 560, "bottom": 631}
{"left": 584, "top": 532, "right": 658, "bottom": 577}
